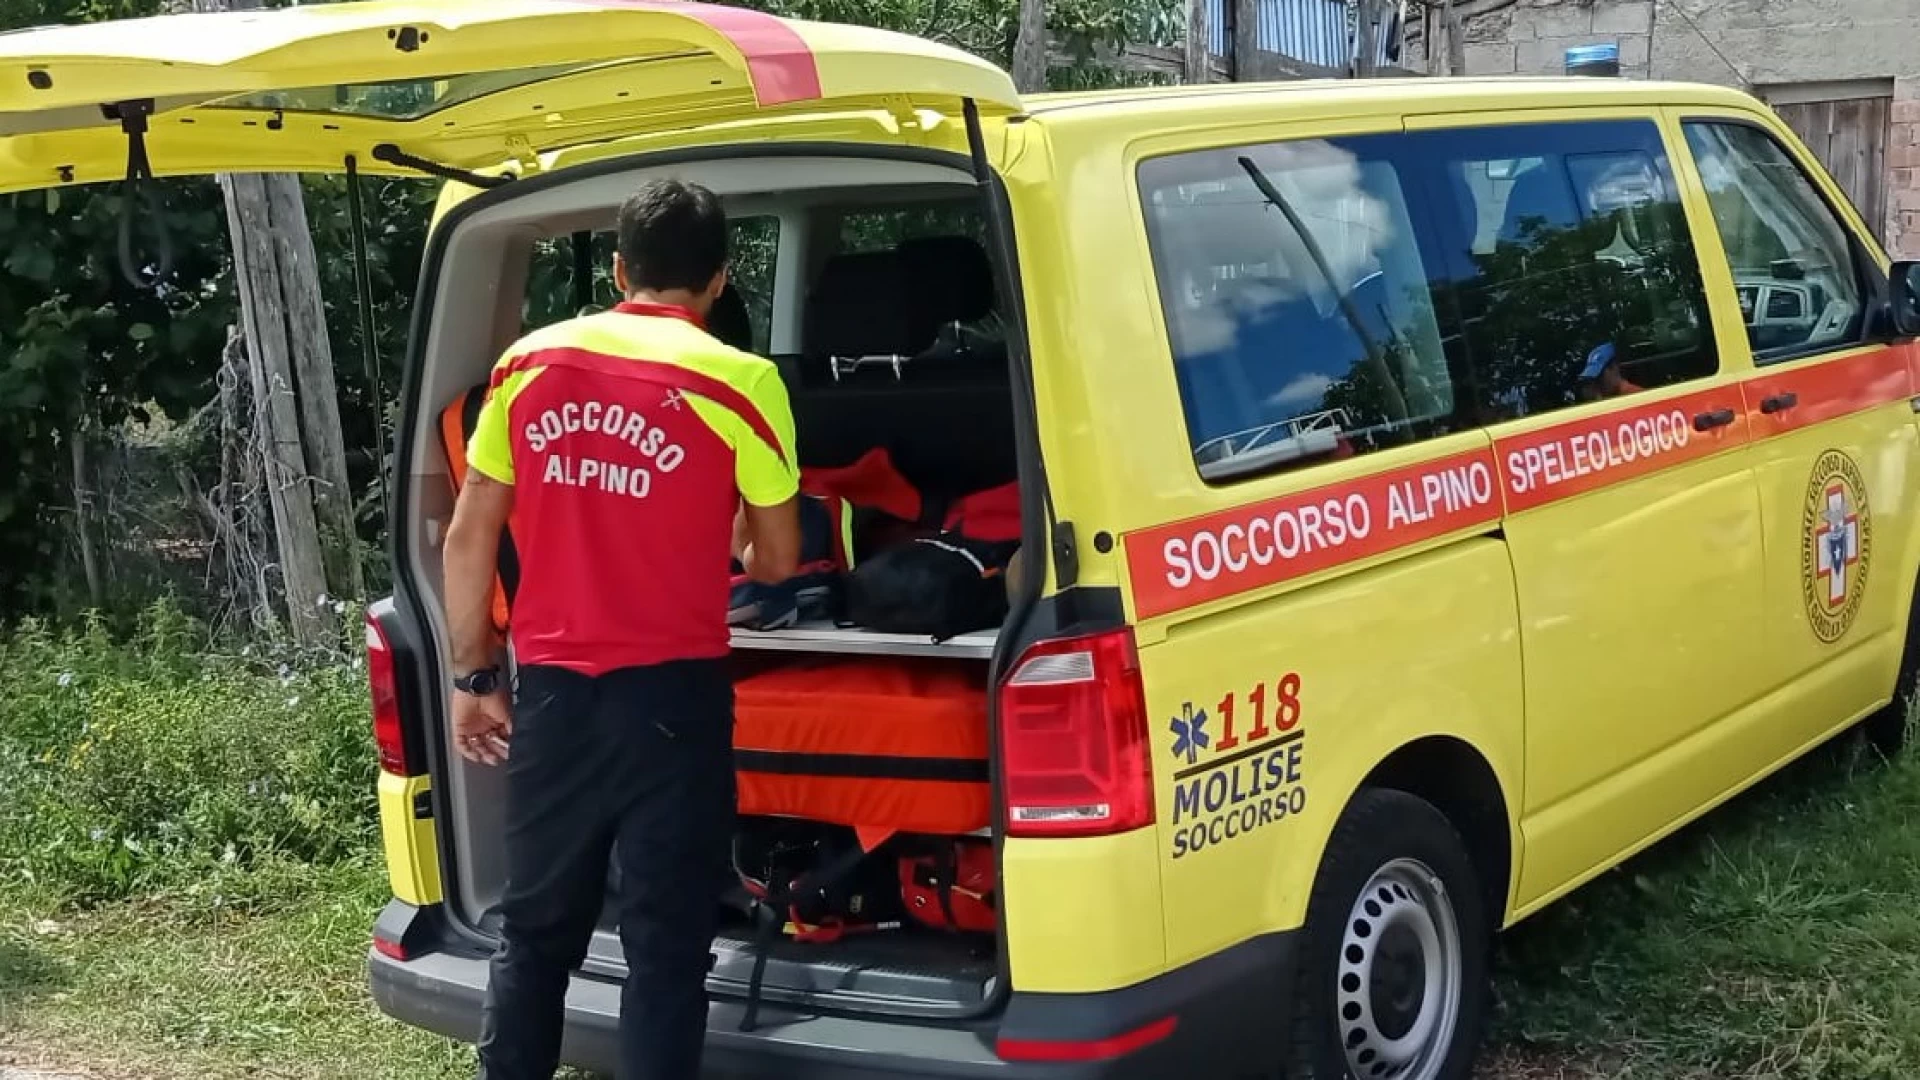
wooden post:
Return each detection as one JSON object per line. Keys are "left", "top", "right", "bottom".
{"left": 1013, "top": 0, "right": 1048, "bottom": 92}
{"left": 1232, "top": 0, "right": 1259, "bottom": 82}
{"left": 1185, "top": 0, "right": 1212, "bottom": 83}
{"left": 267, "top": 175, "right": 364, "bottom": 601}
{"left": 69, "top": 421, "right": 102, "bottom": 610}
{"left": 1441, "top": 0, "right": 1465, "bottom": 76}
{"left": 1355, "top": 0, "right": 1379, "bottom": 77}
{"left": 196, "top": 0, "right": 359, "bottom": 645}
{"left": 221, "top": 185, "right": 332, "bottom": 648}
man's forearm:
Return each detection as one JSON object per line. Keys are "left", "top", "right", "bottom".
{"left": 445, "top": 524, "right": 501, "bottom": 674}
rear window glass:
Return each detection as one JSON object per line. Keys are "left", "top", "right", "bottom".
{"left": 210, "top": 64, "right": 598, "bottom": 120}
{"left": 1140, "top": 139, "right": 1459, "bottom": 482}
{"left": 522, "top": 215, "right": 779, "bottom": 353}
{"left": 839, "top": 204, "right": 986, "bottom": 253}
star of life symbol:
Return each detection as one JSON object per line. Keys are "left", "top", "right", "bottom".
{"left": 1815, "top": 482, "right": 1861, "bottom": 609}
{"left": 661, "top": 388, "right": 687, "bottom": 411}
{"left": 1170, "top": 702, "right": 1209, "bottom": 766}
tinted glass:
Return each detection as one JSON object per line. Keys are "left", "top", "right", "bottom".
{"left": 521, "top": 216, "right": 779, "bottom": 352}
{"left": 211, "top": 64, "right": 597, "bottom": 120}
{"left": 1139, "top": 136, "right": 1461, "bottom": 482}
{"left": 1139, "top": 119, "right": 1718, "bottom": 483}
{"left": 1682, "top": 121, "right": 1866, "bottom": 363}
{"left": 1425, "top": 120, "right": 1717, "bottom": 421}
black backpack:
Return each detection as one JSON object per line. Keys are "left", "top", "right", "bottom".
{"left": 845, "top": 533, "right": 1018, "bottom": 640}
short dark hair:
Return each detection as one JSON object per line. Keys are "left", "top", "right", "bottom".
{"left": 616, "top": 179, "right": 728, "bottom": 293}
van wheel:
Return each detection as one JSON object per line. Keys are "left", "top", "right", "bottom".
{"left": 1285, "top": 789, "right": 1489, "bottom": 1080}
{"left": 1863, "top": 590, "right": 1920, "bottom": 758}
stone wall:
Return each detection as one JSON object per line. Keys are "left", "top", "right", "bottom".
{"left": 1894, "top": 79, "right": 1920, "bottom": 261}
{"left": 1413, "top": 0, "right": 1920, "bottom": 87}
{"left": 1445, "top": 1, "right": 1654, "bottom": 81}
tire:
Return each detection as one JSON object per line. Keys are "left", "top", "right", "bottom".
{"left": 1284, "top": 789, "right": 1491, "bottom": 1080}
{"left": 1862, "top": 583, "right": 1920, "bottom": 759}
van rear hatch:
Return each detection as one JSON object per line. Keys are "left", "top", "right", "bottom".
{"left": 0, "top": 0, "right": 1021, "bottom": 193}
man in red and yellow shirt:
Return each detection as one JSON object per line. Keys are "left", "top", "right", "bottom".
{"left": 442, "top": 179, "right": 801, "bottom": 1080}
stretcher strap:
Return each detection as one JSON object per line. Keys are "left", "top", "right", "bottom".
{"left": 739, "top": 839, "right": 881, "bottom": 1033}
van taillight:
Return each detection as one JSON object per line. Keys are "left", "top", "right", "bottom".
{"left": 366, "top": 614, "right": 412, "bottom": 776}
{"left": 998, "top": 629, "right": 1154, "bottom": 838}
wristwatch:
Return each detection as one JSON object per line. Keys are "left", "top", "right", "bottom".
{"left": 453, "top": 666, "right": 502, "bottom": 696}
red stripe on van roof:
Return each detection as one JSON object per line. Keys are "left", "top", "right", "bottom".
{"left": 585, "top": 0, "right": 824, "bottom": 106}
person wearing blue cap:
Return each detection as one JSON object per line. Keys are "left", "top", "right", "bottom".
{"left": 1577, "top": 341, "right": 1641, "bottom": 402}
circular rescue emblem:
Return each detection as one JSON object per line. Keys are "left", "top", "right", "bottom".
{"left": 1801, "top": 449, "right": 1872, "bottom": 644}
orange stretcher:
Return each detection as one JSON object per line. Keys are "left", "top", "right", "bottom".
{"left": 732, "top": 657, "right": 991, "bottom": 845}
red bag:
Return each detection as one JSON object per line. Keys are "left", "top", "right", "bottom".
{"left": 943, "top": 482, "right": 1022, "bottom": 543}
{"left": 801, "top": 447, "right": 924, "bottom": 525}
{"left": 733, "top": 658, "right": 991, "bottom": 839}
{"left": 899, "top": 838, "right": 997, "bottom": 933}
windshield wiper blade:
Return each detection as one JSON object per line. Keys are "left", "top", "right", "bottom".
{"left": 370, "top": 143, "right": 514, "bottom": 189}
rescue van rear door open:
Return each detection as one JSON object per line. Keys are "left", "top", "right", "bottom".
{"left": 0, "top": 0, "right": 1022, "bottom": 195}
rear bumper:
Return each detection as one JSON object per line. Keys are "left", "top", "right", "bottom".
{"left": 369, "top": 900, "right": 1297, "bottom": 1078}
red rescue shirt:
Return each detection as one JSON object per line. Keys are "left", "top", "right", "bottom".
{"left": 466, "top": 302, "right": 799, "bottom": 675}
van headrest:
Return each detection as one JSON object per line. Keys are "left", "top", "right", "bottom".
{"left": 804, "top": 251, "right": 915, "bottom": 358}
{"left": 1499, "top": 161, "right": 1582, "bottom": 246}
{"left": 898, "top": 236, "right": 996, "bottom": 343}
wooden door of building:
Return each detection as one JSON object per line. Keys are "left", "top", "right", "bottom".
{"left": 1769, "top": 92, "right": 1893, "bottom": 244}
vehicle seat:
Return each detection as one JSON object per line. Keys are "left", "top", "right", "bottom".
{"left": 789, "top": 246, "right": 1016, "bottom": 499}
{"left": 709, "top": 282, "right": 755, "bottom": 352}
{"left": 1498, "top": 160, "right": 1584, "bottom": 246}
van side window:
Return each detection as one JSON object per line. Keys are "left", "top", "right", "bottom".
{"left": 1681, "top": 121, "right": 1866, "bottom": 363}
{"left": 1425, "top": 120, "right": 1716, "bottom": 420}
{"left": 1139, "top": 138, "right": 1462, "bottom": 483}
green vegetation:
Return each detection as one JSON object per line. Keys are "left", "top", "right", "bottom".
{"left": 1489, "top": 727, "right": 1920, "bottom": 1080}
{"left": 0, "top": 611, "right": 1918, "bottom": 1077}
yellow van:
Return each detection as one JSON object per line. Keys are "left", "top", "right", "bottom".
{"left": 10, "top": 2, "right": 1920, "bottom": 1076}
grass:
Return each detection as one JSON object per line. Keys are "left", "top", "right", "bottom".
{"left": 6, "top": 606, "right": 1920, "bottom": 1077}
{"left": 1488, "top": 726, "right": 1920, "bottom": 1080}
{"left": 0, "top": 859, "right": 478, "bottom": 1080}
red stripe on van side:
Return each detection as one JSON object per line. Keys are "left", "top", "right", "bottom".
{"left": 586, "top": 0, "right": 824, "bottom": 105}
{"left": 1121, "top": 344, "right": 1920, "bottom": 620}
{"left": 1122, "top": 446, "right": 1502, "bottom": 621}
{"left": 1743, "top": 345, "right": 1914, "bottom": 439}
{"left": 1491, "top": 385, "right": 1747, "bottom": 515}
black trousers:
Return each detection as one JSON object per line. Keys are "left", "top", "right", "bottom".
{"left": 477, "top": 659, "right": 735, "bottom": 1080}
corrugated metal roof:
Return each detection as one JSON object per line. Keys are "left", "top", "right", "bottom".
{"left": 1200, "top": 0, "right": 1401, "bottom": 71}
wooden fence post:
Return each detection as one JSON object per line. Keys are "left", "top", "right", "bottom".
{"left": 1014, "top": 0, "right": 1049, "bottom": 92}
{"left": 1185, "top": 0, "right": 1212, "bottom": 83}
{"left": 1232, "top": 0, "right": 1258, "bottom": 80}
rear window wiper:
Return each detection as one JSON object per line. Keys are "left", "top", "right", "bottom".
{"left": 1236, "top": 155, "right": 1408, "bottom": 422}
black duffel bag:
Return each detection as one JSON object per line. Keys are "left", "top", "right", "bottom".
{"left": 845, "top": 533, "right": 1018, "bottom": 641}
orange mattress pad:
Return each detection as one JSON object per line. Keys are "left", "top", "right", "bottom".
{"left": 732, "top": 658, "right": 991, "bottom": 838}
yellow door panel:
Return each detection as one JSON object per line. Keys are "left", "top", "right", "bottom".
{"left": 1144, "top": 536, "right": 1523, "bottom": 968}
{"left": 1502, "top": 378, "right": 1765, "bottom": 906}
{"left": 1667, "top": 108, "right": 1920, "bottom": 734}
{"left": 1742, "top": 350, "right": 1919, "bottom": 718}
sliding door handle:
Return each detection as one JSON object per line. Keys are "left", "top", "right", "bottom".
{"left": 1759, "top": 391, "right": 1799, "bottom": 415}
{"left": 1693, "top": 408, "right": 1736, "bottom": 432}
